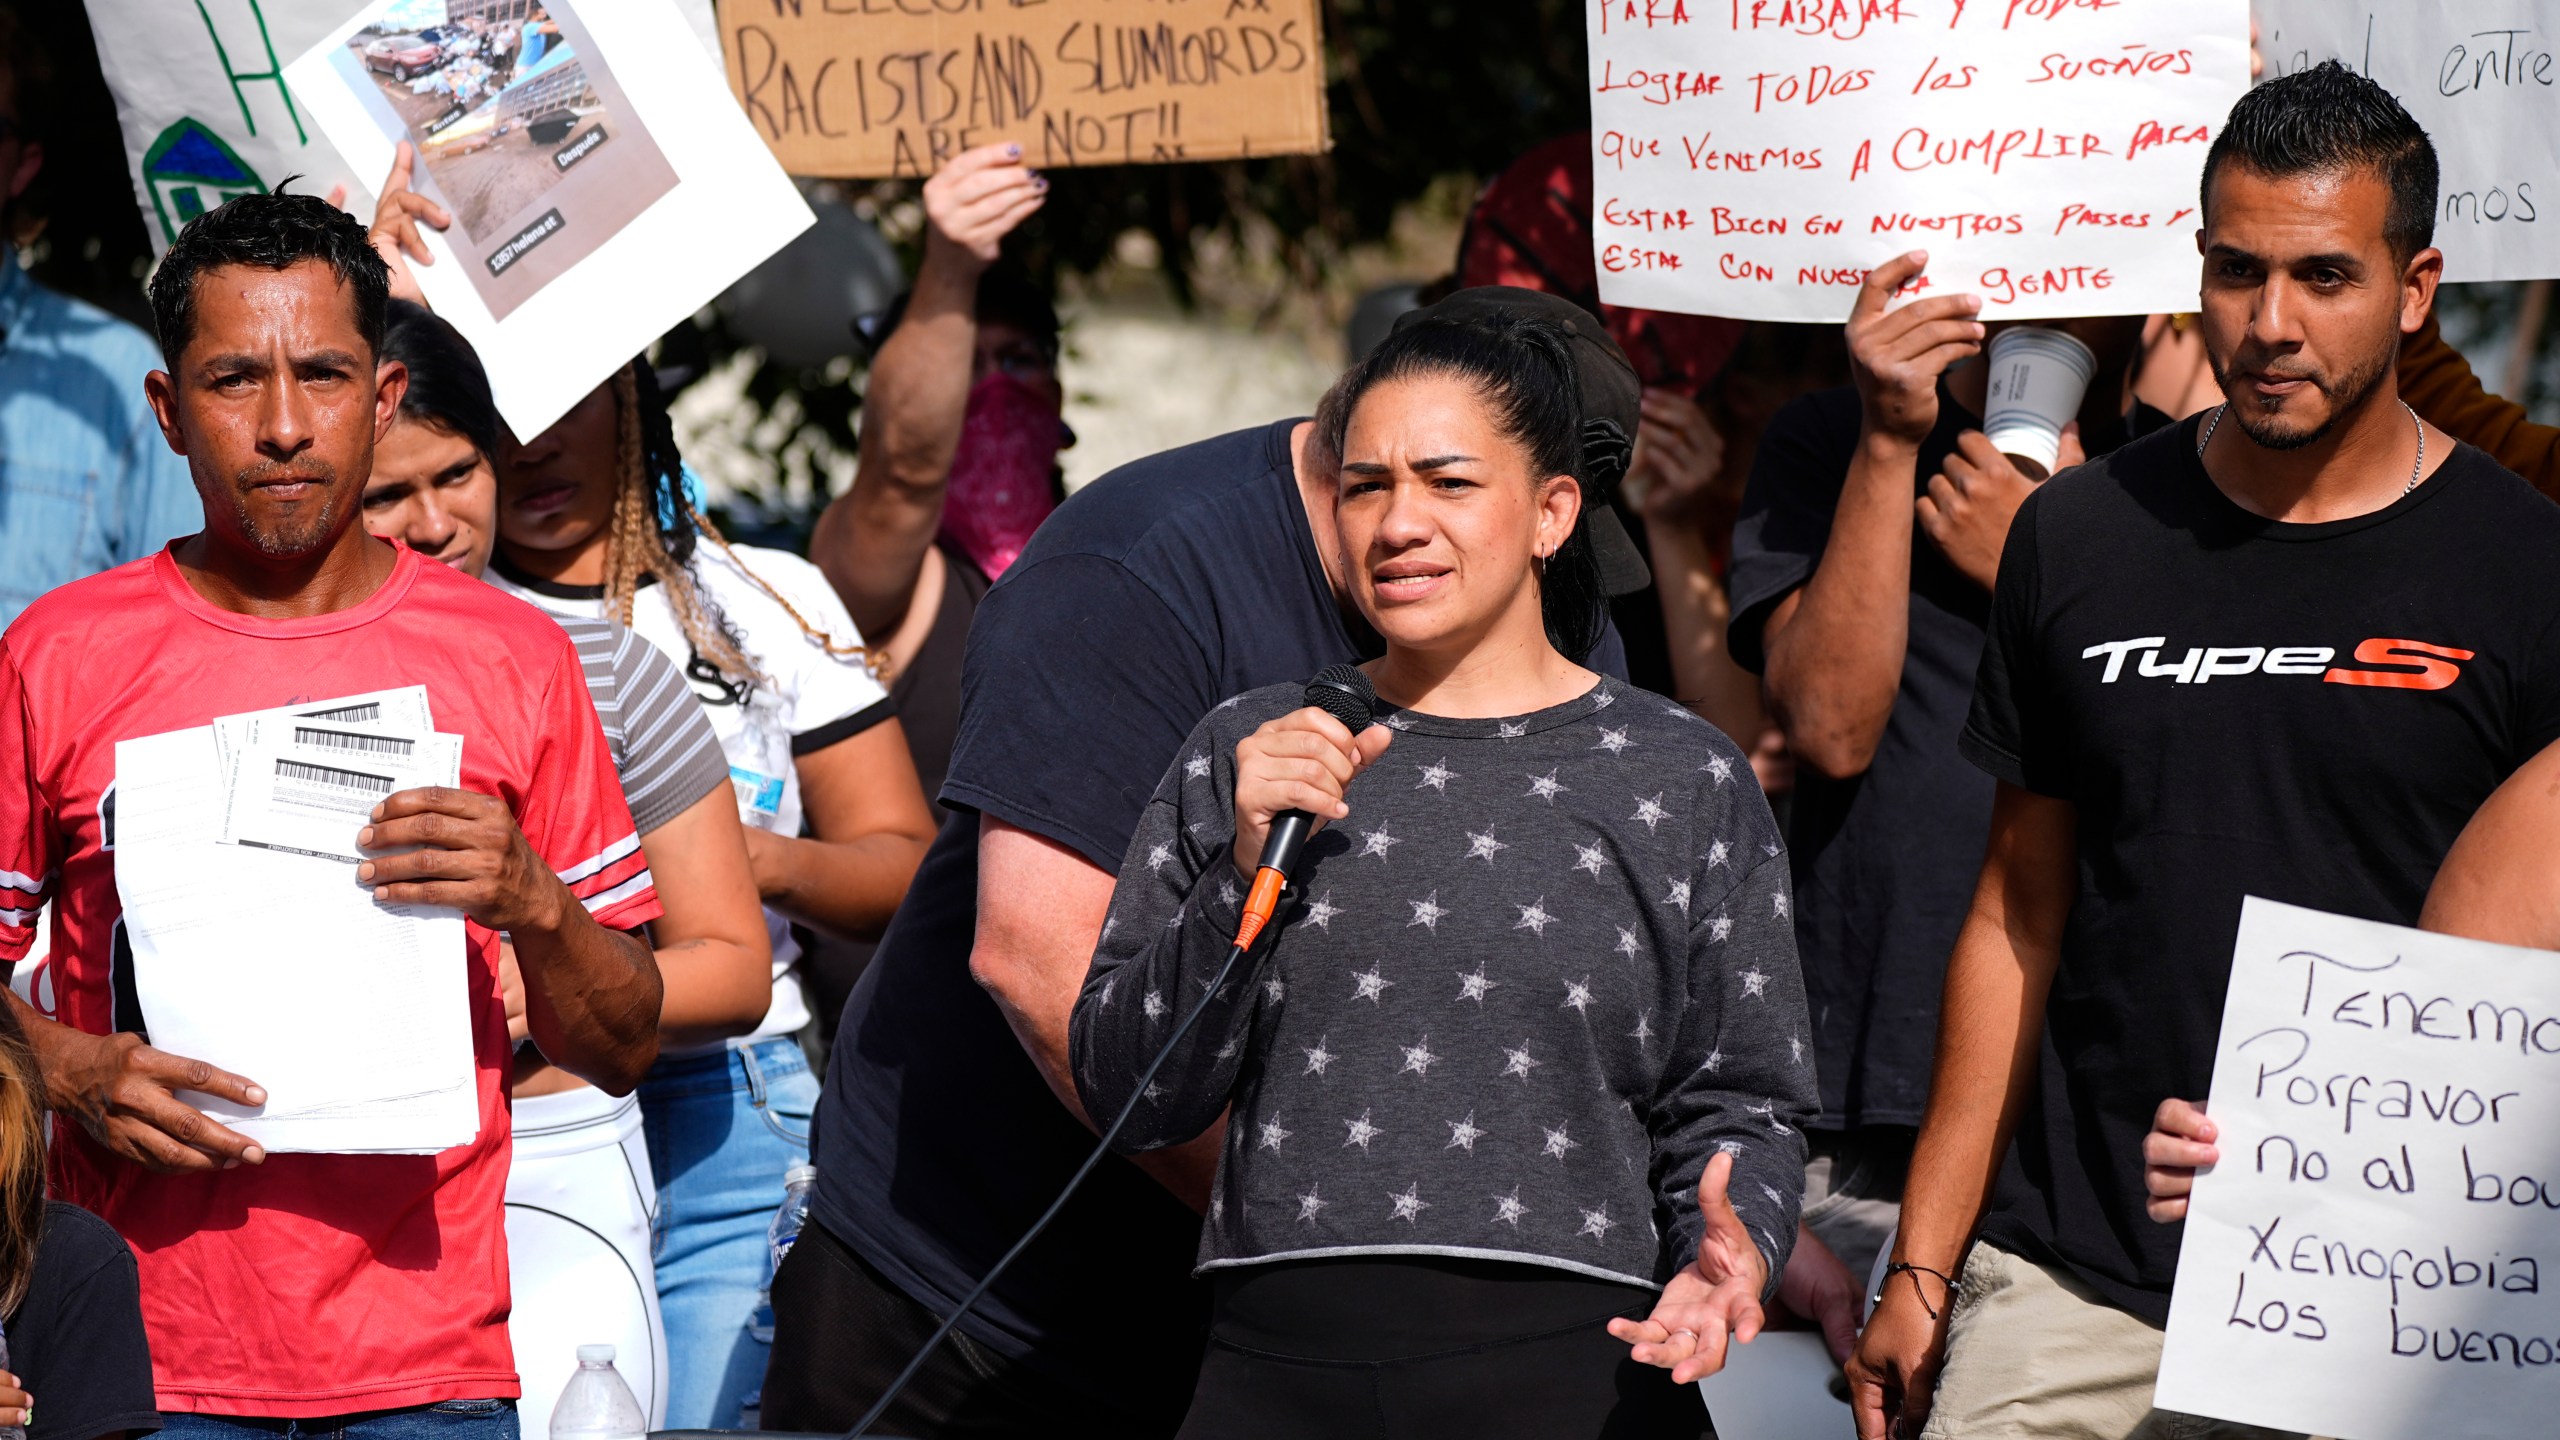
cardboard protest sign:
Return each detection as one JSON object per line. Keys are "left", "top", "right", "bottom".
{"left": 1586, "top": 0, "right": 2250, "bottom": 321}
{"left": 287, "top": 0, "right": 812, "bottom": 437}
{"left": 2157, "top": 899, "right": 2560, "bottom": 1440}
{"left": 2257, "top": 2, "right": 2560, "bottom": 284}
{"left": 84, "top": 0, "right": 371, "bottom": 255}
{"left": 711, "top": 0, "right": 1329, "bottom": 178}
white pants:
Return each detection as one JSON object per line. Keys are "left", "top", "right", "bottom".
{"left": 507, "top": 1085, "right": 668, "bottom": 1433}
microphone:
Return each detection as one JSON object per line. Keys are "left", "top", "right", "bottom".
{"left": 845, "top": 663, "right": 1376, "bottom": 1438}
{"left": 1233, "top": 663, "right": 1377, "bottom": 951}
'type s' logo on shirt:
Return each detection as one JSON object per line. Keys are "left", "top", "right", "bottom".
{"left": 2081, "top": 637, "right": 2475, "bottom": 691}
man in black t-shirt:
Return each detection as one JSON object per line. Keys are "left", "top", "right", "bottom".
{"left": 1729, "top": 263, "right": 2150, "bottom": 1306}
{"left": 1850, "top": 64, "right": 2560, "bottom": 1440}
{"left": 762, "top": 288, "right": 1640, "bottom": 1435}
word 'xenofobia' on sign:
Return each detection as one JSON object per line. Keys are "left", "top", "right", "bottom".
{"left": 1587, "top": 0, "right": 2250, "bottom": 321}
{"left": 2257, "top": 1, "right": 2560, "bottom": 285}
{"left": 2156, "top": 899, "right": 2560, "bottom": 1440}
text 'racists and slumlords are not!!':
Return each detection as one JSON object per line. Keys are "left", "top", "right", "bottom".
{"left": 1586, "top": 0, "right": 2251, "bottom": 321}
{"left": 2157, "top": 901, "right": 2560, "bottom": 1440}
{"left": 713, "top": 0, "right": 1330, "bottom": 179}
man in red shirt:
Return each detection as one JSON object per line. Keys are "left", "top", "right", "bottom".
{"left": 0, "top": 191, "right": 663, "bottom": 1430}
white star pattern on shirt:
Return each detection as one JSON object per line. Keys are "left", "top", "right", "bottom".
{"left": 1185, "top": 752, "right": 1212, "bottom": 780}
{"left": 1593, "top": 726, "right": 1633, "bottom": 755}
{"left": 1264, "top": 975, "right": 1286, "bottom": 1004}
{"left": 1100, "top": 916, "right": 1117, "bottom": 946}
{"left": 1303, "top": 891, "right": 1341, "bottom": 930}
{"left": 1464, "top": 827, "right": 1509, "bottom": 864}
{"left": 1542, "top": 1123, "right": 1582, "bottom": 1161}
{"left": 1791, "top": 1034, "right": 1806, "bottom": 1064}
{"left": 1526, "top": 769, "right": 1569, "bottom": 802}
{"left": 1717, "top": 1138, "right": 1746, "bottom": 1158}
{"left": 1303, "top": 1036, "right": 1336, "bottom": 1076}
{"left": 1774, "top": 892, "right": 1790, "bottom": 919}
{"left": 1211, "top": 1192, "right": 1224, "bottom": 1222}
{"left": 1760, "top": 1182, "right": 1787, "bottom": 1209}
{"left": 1380, "top": 712, "right": 1414, "bottom": 731}
{"left": 1456, "top": 968, "right": 1498, "bottom": 1003}
{"left": 1143, "top": 1080, "right": 1165, "bottom": 1103}
{"left": 1703, "top": 753, "right": 1735, "bottom": 785}
{"left": 1407, "top": 890, "right": 1448, "bottom": 931}
{"left": 1297, "top": 1185, "right": 1328, "bottom": 1223}
{"left": 1513, "top": 898, "right": 1556, "bottom": 936}
{"left": 1492, "top": 1186, "right": 1530, "bottom": 1227}
{"left": 1633, "top": 793, "right": 1668, "bottom": 831}
{"left": 1629, "top": 1011, "right": 1654, "bottom": 1046}
{"left": 1574, "top": 841, "right": 1609, "bottom": 879}
{"left": 1704, "top": 839, "right": 1730, "bottom": 869}
{"left": 1500, "top": 1042, "right": 1542, "bottom": 1080}
{"left": 1708, "top": 912, "right": 1734, "bottom": 943}
{"left": 1665, "top": 879, "right": 1692, "bottom": 915}
{"left": 1704, "top": 1048, "right": 1725, "bottom": 1073}
{"left": 1498, "top": 720, "right": 1530, "bottom": 740}
{"left": 1593, "top": 688, "right": 1616, "bottom": 709}
{"left": 1097, "top": 977, "right": 1116, "bottom": 1008}
{"left": 1351, "top": 967, "right": 1395, "bottom": 1003}
{"left": 1343, "top": 1109, "right": 1383, "bottom": 1152}
{"left": 1578, "top": 1204, "right": 1617, "bottom": 1241}
{"left": 1142, "top": 989, "right": 1167, "bottom": 1021}
{"left": 1357, "top": 824, "right": 1401, "bottom": 861}
{"left": 1388, "top": 1182, "right": 1430, "bottom": 1223}
{"left": 1446, "top": 1112, "right": 1486, "bottom": 1151}
{"left": 1166, "top": 905, "right": 1187, "bottom": 929}
{"left": 1740, "top": 967, "right": 1770, "bottom": 999}
{"left": 1614, "top": 924, "right": 1643, "bottom": 958}
{"left": 1561, "top": 977, "right": 1594, "bottom": 1014}
{"left": 1215, "top": 1035, "right": 1239, "bottom": 1060}
{"left": 1764, "top": 839, "right": 1782, "bottom": 857}
{"left": 1748, "top": 1100, "right": 1795, "bottom": 1135}
{"left": 1415, "top": 758, "right": 1459, "bottom": 793}
{"left": 1665, "top": 701, "right": 1697, "bottom": 721}
{"left": 1398, "top": 1036, "right": 1441, "bottom": 1076}
{"left": 1218, "top": 875, "right": 1241, "bottom": 908}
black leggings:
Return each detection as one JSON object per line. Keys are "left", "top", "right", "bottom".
{"left": 1175, "top": 1256, "right": 1710, "bottom": 1440}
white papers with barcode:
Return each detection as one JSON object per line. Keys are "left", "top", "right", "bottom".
{"left": 111, "top": 688, "right": 481, "bottom": 1155}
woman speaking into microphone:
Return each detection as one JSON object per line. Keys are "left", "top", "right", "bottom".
{"left": 1069, "top": 303, "right": 1815, "bottom": 1438}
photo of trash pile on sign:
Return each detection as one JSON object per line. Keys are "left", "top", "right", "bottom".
{"left": 343, "top": 0, "right": 618, "bottom": 241}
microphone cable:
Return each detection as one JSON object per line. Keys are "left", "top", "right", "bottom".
{"left": 846, "top": 664, "right": 1376, "bottom": 1438}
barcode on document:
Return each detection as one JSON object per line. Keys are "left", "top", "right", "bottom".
{"left": 293, "top": 726, "right": 414, "bottom": 757}
{"left": 300, "top": 702, "right": 383, "bottom": 722}
{"left": 273, "top": 758, "right": 397, "bottom": 813}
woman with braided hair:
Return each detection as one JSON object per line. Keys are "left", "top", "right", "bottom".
{"left": 489, "top": 358, "right": 937, "bottom": 1428}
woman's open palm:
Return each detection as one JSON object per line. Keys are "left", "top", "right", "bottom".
{"left": 1608, "top": 1150, "right": 1772, "bottom": 1383}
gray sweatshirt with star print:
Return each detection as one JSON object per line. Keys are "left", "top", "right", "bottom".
{"left": 1069, "top": 675, "right": 1816, "bottom": 1295}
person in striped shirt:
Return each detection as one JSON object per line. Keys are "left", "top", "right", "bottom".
{"left": 361, "top": 299, "right": 771, "bottom": 1431}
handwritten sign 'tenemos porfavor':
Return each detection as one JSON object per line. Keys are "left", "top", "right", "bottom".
{"left": 2157, "top": 899, "right": 2560, "bottom": 1440}
{"left": 712, "top": 0, "right": 1330, "bottom": 179}
{"left": 1587, "top": 0, "right": 2249, "bottom": 321}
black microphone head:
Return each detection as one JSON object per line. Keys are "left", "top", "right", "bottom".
{"left": 1305, "top": 664, "right": 1377, "bottom": 733}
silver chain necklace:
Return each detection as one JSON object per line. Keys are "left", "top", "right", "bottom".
{"left": 2197, "top": 400, "right": 2426, "bottom": 497}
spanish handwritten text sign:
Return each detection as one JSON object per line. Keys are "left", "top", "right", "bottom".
{"left": 712, "top": 0, "right": 1330, "bottom": 179}
{"left": 2257, "top": 2, "right": 2560, "bottom": 284}
{"left": 1587, "top": 0, "right": 2250, "bottom": 321}
{"left": 2157, "top": 899, "right": 2560, "bottom": 1440}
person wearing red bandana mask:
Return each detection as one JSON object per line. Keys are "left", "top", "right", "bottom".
{"left": 805, "top": 143, "right": 1067, "bottom": 1029}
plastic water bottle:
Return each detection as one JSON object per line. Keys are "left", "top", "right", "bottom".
{"left": 549, "top": 1344, "right": 645, "bottom": 1440}
{"left": 0, "top": 1327, "right": 21, "bottom": 1440}
{"left": 748, "top": 1164, "right": 819, "bottom": 1345}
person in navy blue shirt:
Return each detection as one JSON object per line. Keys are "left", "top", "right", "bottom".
{"left": 766, "top": 288, "right": 1642, "bottom": 1436}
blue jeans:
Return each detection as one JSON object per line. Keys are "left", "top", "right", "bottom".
{"left": 159, "top": 1400, "right": 516, "bottom": 1440}
{"left": 640, "top": 1036, "right": 817, "bottom": 1429}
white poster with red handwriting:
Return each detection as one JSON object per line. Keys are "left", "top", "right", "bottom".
{"left": 1587, "top": 0, "right": 2250, "bottom": 321}
{"left": 2257, "top": 3, "right": 2560, "bottom": 284}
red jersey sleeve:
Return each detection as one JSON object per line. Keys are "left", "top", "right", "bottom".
{"left": 0, "top": 645, "right": 56, "bottom": 964}
{"left": 522, "top": 643, "right": 660, "bottom": 932}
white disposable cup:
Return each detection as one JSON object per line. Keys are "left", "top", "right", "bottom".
{"left": 1981, "top": 327, "right": 2097, "bottom": 478}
